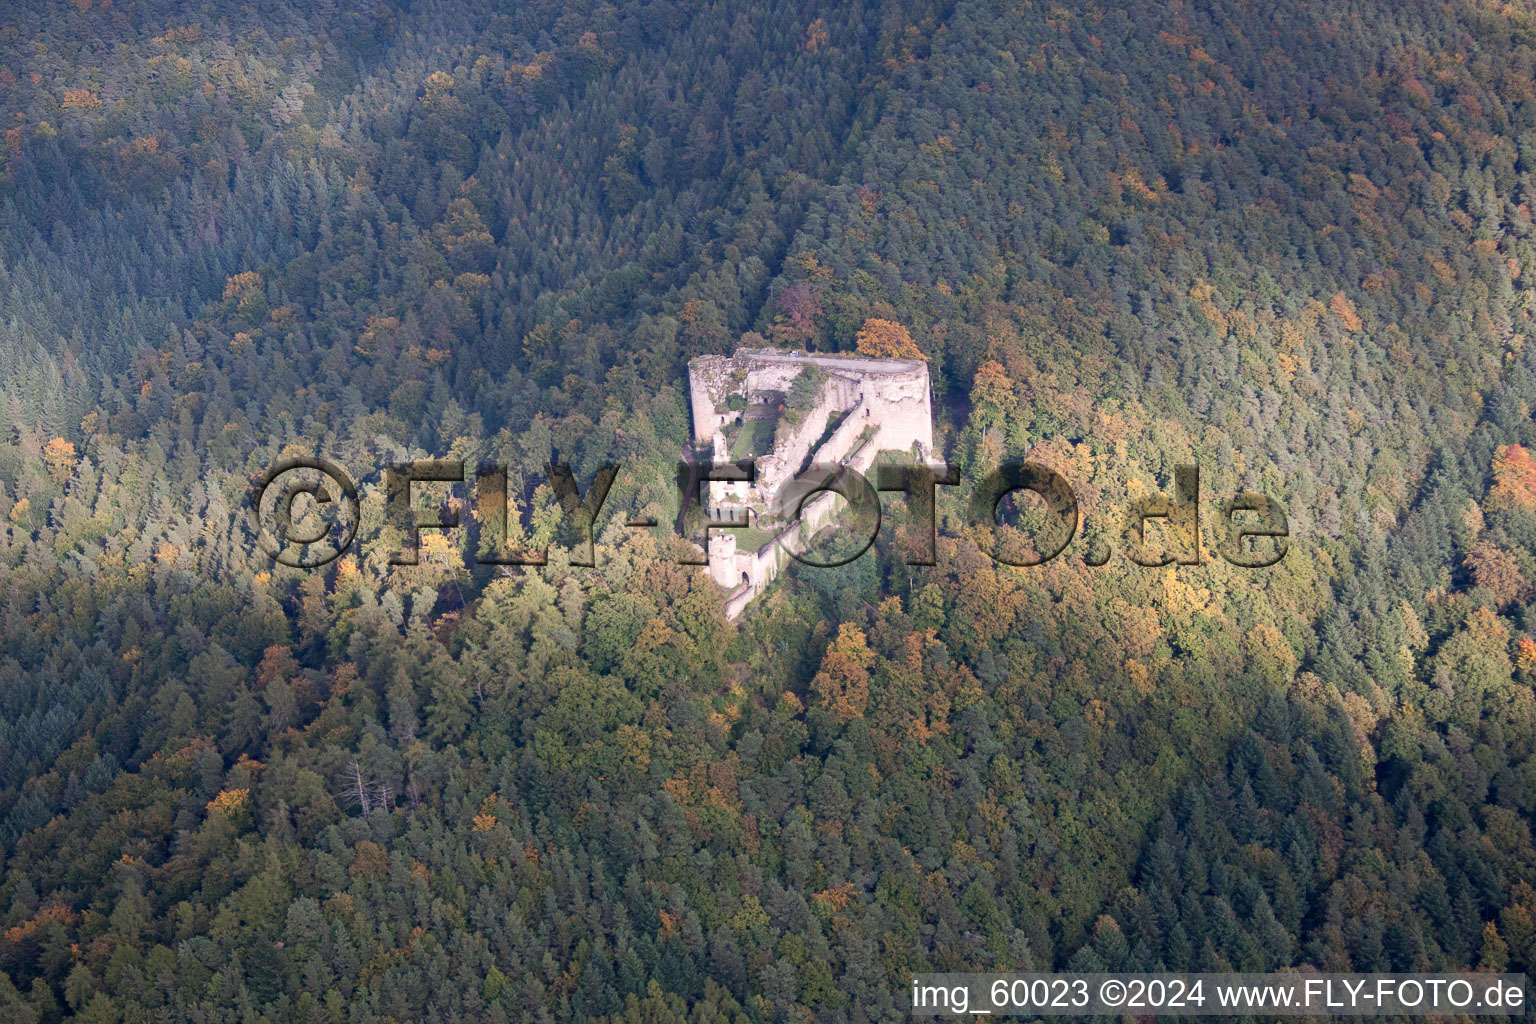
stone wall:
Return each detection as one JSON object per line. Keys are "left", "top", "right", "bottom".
{"left": 817, "top": 397, "right": 873, "bottom": 466}
{"left": 688, "top": 346, "right": 936, "bottom": 618}
{"left": 755, "top": 379, "right": 858, "bottom": 497}
{"left": 686, "top": 354, "right": 735, "bottom": 443}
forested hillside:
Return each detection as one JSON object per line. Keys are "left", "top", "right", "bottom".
{"left": 3, "top": 0, "right": 1536, "bottom": 1019}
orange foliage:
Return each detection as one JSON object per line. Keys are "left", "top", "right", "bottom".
{"left": 1517, "top": 636, "right": 1536, "bottom": 674}
{"left": 858, "top": 184, "right": 879, "bottom": 217}
{"left": 4, "top": 903, "right": 78, "bottom": 944}
{"left": 1188, "top": 279, "right": 1228, "bottom": 336}
{"left": 1490, "top": 444, "right": 1536, "bottom": 511}
{"left": 1346, "top": 173, "right": 1380, "bottom": 201}
{"left": 854, "top": 318, "right": 925, "bottom": 360}
{"left": 803, "top": 17, "right": 829, "bottom": 53}
{"left": 812, "top": 881, "right": 858, "bottom": 912}
{"left": 1329, "top": 291, "right": 1363, "bottom": 331}
{"left": 256, "top": 645, "right": 297, "bottom": 686}
{"left": 971, "top": 359, "right": 1016, "bottom": 411}
{"left": 1467, "top": 541, "right": 1526, "bottom": 608}
{"left": 472, "top": 793, "right": 502, "bottom": 832}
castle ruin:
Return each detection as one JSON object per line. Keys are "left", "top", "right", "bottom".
{"left": 686, "top": 347, "right": 934, "bottom": 617}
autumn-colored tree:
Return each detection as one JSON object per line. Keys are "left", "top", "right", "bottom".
{"left": 222, "top": 271, "right": 267, "bottom": 322}
{"left": 971, "top": 359, "right": 1016, "bottom": 428}
{"left": 854, "top": 318, "right": 924, "bottom": 360}
{"left": 1466, "top": 541, "right": 1526, "bottom": 608}
{"left": 769, "top": 282, "right": 821, "bottom": 345}
{"left": 1329, "top": 291, "right": 1363, "bottom": 331}
{"left": 1516, "top": 636, "right": 1536, "bottom": 675}
{"left": 1479, "top": 921, "right": 1510, "bottom": 972}
{"left": 41, "top": 437, "right": 77, "bottom": 482}
{"left": 437, "top": 198, "right": 497, "bottom": 274}
{"left": 803, "top": 17, "right": 829, "bottom": 53}
{"left": 421, "top": 70, "right": 455, "bottom": 110}
{"left": 810, "top": 623, "right": 874, "bottom": 724}
{"left": 1489, "top": 444, "right": 1536, "bottom": 511}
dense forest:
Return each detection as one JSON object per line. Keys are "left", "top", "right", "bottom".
{"left": 3, "top": 0, "right": 1536, "bottom": 1019}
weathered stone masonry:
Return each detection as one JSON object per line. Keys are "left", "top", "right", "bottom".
{"left": 686, "top": 348, "right": 935, "bottom": 618}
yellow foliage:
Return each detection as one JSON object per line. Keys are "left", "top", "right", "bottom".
{"left": 971, "top": 359, "right": 1016, "bottom": 411}
{"left": 223, "top": 271, "right": 262, "bottom": 300}
{"left": 349, "top": 841, "right": 388, "bottom": 879}
{"left": 42, "top": 437, "right": 77, "bottom": 478}
{"left": 1246, "top": 622, "right": 1297, "bottom": 666}
{"left": 1189, "top": 279, "right": 1228, "bottom": 336}
{"left": 1126, "top": 659, "right": 1155, "bottom": 697}
{"left": 811, "top": 623, "right": 875, "bottom": 724}
{"left": 61, "top": 89, "right": 101, "bottom": 110}
{"left": 637, "top": 617, "right": 678, "bottom": 651}
{"left": 1120, "top": 166, "right": 1159, "bottom": 201}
